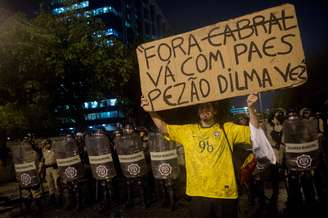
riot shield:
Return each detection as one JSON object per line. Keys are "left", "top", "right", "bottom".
{"left": 12, "top": 140, "right": 40, "bottom": 188}
{"left": 148, "top": 133, "right": 179, "bottom": 180}
{"left": 55, "top": 135, "right": 83, "bottom": 183}
{"left": 85, "top": 131, "right": 116, "bottom": 180}
{"left": 115, "top": 134, "right": 147, "bottom": 178}
{"left": 283, "top": 119, "right": 320, "bottom": 171}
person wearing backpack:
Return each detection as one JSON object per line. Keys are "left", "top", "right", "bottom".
{"left": 141, "top": 94, "right": 275, "bottom": 218}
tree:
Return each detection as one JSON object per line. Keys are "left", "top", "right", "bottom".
{"left": 33, "top": 12, "right": 137, "bottom": 130}
{"left": 0, "top": 8, "right": 138, "bottom": 137}
{"left": 0, "top": 10, "right": 57, "bottom": 137}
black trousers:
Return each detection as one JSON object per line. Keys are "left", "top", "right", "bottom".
{"left": 190, "top": 197, "right": 238, "bottom": 218}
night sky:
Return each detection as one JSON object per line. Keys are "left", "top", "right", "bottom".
{"left": 0, "top": 0, "right": 38, "bottom": 14}
{"left": 157, "top": 0, "right": 328, "bottom": 57}
{"left": 156, "top": 0, "right": 328, "bottom": 109}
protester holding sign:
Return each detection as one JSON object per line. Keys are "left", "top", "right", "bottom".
{"left": 136, "top": 4, "right": 308, "bottom": 217}
{"left": 140, "top": 94, "right": 275, "bottom": 218}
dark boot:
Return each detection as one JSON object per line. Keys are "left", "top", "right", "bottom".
{"left": 55, "top": 194, "right": 63, "bottom": 209}
{"left": 73, "top": 184, "right": 82, "bottom": 211}
{"left": 22, "top": 198, "right": 32, "bottom": 214}
{"left": 125, "top": 180, "right": 133, "bottom": 208}
{"left": 166, "top": 180, "right": 176, "bottom": 211}
{"left": 49, "top": 194, "right": 56, "bottom": 207}
{"left": 35, "top": 197, "right": 43, "bottom": 212}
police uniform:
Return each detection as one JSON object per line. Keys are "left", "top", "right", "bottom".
{"left": 21, "top": 185, "right": 42, "bottom": 199}
{"left": 42, "top": 146, "right": 60, "bottom": 196}
{"left": 19, "top": 145, "right": 42, "bottom": 207}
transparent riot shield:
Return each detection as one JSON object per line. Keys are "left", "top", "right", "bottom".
{"left": 115, "top": 134, "right": 146, "bottom": 178}
{"left": 12, "top": 140, "right": 40, "bottom": 188}
{"left": 85, "top": 131, "right": 116, "bottom": 180}
{"left": 283, "top": 119, "right": 320, "bottom": 171}
{"left": 148, "top": 133, "right": 179, "bottom": 180}
{"left": 55, "top": 135, "right": 83, "bottom": 183}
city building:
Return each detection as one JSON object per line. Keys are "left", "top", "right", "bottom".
{"left": 230, "top": 106, "right": 249, "bottom": 115}
{"left": 48, "top": 0, "right": 170, "bottom": 133}
{"left": 48, "top": 0, "right": 170, "bottom": 44}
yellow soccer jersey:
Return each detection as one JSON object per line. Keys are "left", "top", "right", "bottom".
{"left": 167, "top": 122, "right": 250, "bottom": 199}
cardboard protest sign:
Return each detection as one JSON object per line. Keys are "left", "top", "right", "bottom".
{"left": 137, "top": 4, "right": 307, "bottom": 111}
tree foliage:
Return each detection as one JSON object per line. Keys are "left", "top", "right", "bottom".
{"left": 0, "top": 8, "right": 138, "bottom": 137}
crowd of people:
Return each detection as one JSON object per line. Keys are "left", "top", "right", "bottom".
{"left": 2, "top": 96, "right": 328, "bottom": 218}
{"left": 7, "top": 123, "right": 175, "bottom": 215}
{"left": 233, "top": 107, "right": 328, "bottom": 217}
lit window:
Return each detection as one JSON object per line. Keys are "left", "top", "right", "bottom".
{"left": 99, "top": 101, "right": 105, "bottom": 107}
{"left": 106, "top": 40, "right": 114, "bottom": 46}
{"left": 125, "top": 21, "right": 131, "bottom": 28}
{"left": 91, "top": 101, "right": 98, "bottom": 108}
{"left": 103, "top": 28, "right": 119, "bottom": 37}
{"left": 93, "top": 28, "right": 119, "bottom": 38}
{"left": 90, "top": 6, "right": 119, "bottom": 17}
{"left": 103, "top": 124, "right": 116, "bottom": 131}
{"left": 52, "top": 1, "right": 89, "bottom": 15}
{"left": 53, "top": 7, "right": 65, "bottom": 15}
{"left": 85, "top": 111, "right": 119, "bottom": 121}
{"left": 84, "top": 11, "right": 92, "bottom": 17}
{"left": 109, "top": 98, "right": 117, "bottom": 106}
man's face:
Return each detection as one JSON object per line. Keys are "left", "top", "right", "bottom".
{"left": 274, "top": 111, "right": 284, "bottom": 122}
{"left": 114, "top": 131, "right": 121, "bottom": 138}
{"left": 45, "top": 143, "right": 51, "bottom": 150}
{"left": 139, "top": 131, "right": 145, "bottom": 138}
{"left": 124, "top": 125, "right": 134, "bottom": 134}
{"left": 76, "top": 136, "right": 82, "bottom": 142}
{"left": 198, "top": 103, "right": 217, "bottom": 122}
{"left": 238, "top": 117, "right": 248, "bottom": 125}
{"left": 303, "top": 110, "right": 310, "bottom": 118}
{"left": 288, "top": 112, "right": 298, "bottom": 120}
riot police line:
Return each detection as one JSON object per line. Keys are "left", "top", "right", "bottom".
{"left": 9, "top": 107, "right": 328, "bottom": 216}
{"left": 244, "top": 107, "right": 328, "bottom": 216}
{"left": 10, "top": 128, "right": 181, "bottom": 214}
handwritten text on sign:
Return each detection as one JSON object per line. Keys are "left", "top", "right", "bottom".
{"left": 137, "top": 4, "right": 307, "bottom": 111}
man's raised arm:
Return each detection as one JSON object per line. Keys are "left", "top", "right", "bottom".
{"left": 141, "top": 96, "right": 168, "bottom": 134}
{"left": 247, "top": 93, "right": 260, "bottom": 129}
{"left": 246, "top": 93, "right": 276, "bottom": 164}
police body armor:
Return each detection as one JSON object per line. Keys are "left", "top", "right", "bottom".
{"left": 115, "top": 134, "right": 147, "bottom": 178}
{"left": 283, "top": 119, "right": 320, "bottom": 171}
{"left": 55, "top": 135, "right": 83, "bottom": 183}
{"left": 12, "top": 140, "right": 40, "bottom": 188}
{"left": 85, "top": 131, "right": 116, "bottom": 180}
{"left": 148, "top": 133, "right": 179, "bottom": 180}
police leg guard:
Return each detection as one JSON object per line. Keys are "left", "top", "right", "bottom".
{"left": 22, "top": 198, "right": 32, "bottom": 214}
